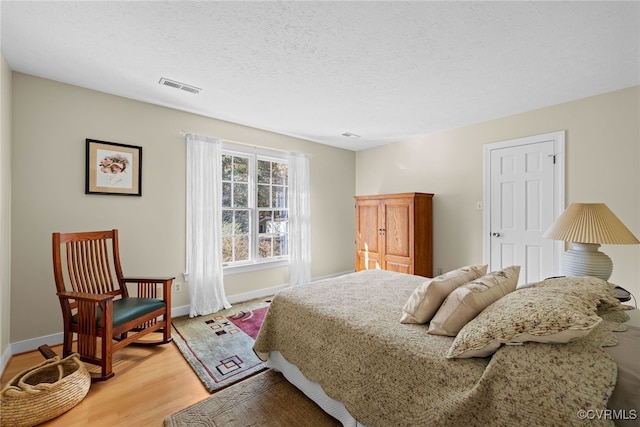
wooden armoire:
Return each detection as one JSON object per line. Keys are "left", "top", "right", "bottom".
{"left": 355, "top": 192, "right": 433, "bottom": 277}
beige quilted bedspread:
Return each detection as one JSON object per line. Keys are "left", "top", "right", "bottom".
{"left": 253, "top": 270, "right": 620, "bottom": 427}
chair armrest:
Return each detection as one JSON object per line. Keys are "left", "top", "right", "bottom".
{"left": 122, "top": 277, "right": 175, "bottom": 283}
{"left": 57, "top": 291, "right": 115, "bottom": 302}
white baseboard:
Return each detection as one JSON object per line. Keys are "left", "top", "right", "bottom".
{"left": 226, "top": 269, "right": 354, "bottom": 301}
{"left": 227, "top": 283, "right": 289, "bottom": 304}
{"left": 6, "top": 305, "right": 196, "bottom": 357}
{"left": 171, "top": 304, "right": 191, "bottom": 318}
{"left": 311, "top": 270, "right": 354, "bottom": 283}
{"left": 0, "top": 345, "right": 11, "bottom": 377}
{"left": 3, "top": 270, "right": 355, "bottom": 360}
{"left": 10, "top": 331, "right": 65, "bottom": 356}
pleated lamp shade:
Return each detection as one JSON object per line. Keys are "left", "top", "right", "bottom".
{"left": 543, "top": 203, "right": 639, "bottom": 280}
{"left": 544, "top": 203, "right": 640, "bottom": 244}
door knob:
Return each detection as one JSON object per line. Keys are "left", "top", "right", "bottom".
{"left": 492, "top": 232, "right": 501, "bottom": 237}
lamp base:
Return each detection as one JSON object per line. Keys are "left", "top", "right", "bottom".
{"left": 561, "top": 242, "right": 612, "bottom": 281}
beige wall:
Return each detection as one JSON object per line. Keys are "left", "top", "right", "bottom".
{"left": 1, "top": 54, "right": 12, "bottom": 363}
{"left": 356, "top": 86, "right": 640, "bottom": 297}
{"left": 10, "top": 72, "right": 355, "bottom": 344}
{"left": 7, "top": 72, "right": 639, "bottom": 351}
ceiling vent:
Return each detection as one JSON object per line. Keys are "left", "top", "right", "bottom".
{"left": 341, "top": 132, "right": 361, "bottom": 138}
{"left": 159, "top": 77, "right": 201, "bottom": 94}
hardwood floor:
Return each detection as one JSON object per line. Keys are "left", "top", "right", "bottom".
{"left": 1, "top": 339, "right": 210, "bottom": 426}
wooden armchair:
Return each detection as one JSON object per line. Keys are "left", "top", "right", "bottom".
{"left": 52, "top": 229, "right": 173, "bottom": 381}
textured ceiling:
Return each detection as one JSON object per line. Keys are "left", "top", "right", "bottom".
{"left": 2, "top": 1, "right": 639, "bottom": 151}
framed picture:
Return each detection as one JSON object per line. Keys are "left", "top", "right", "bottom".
{"left": 86, "top": 139, "right": 142, "bottom": 196}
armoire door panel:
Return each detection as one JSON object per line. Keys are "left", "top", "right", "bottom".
{"left": 385, "top": 257, "right": 412, "bottom": 275}
{"left": 384, "top": 202, "right": 412, "bottom": 258}
{"left": 356, "top": 254, "right": 381, "bottom": 271}
{"left": 355, "top": 203, "right": 380, "bottom": 254}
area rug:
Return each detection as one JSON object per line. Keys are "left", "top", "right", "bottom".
{"left": 164, "top": 369, "right": 341, "bottom": 427}
{"left": 171, "top": 297, "right": 271, "bottom": 392}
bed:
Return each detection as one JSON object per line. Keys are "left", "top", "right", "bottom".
{"left": 253, "top": 269, "right": 639, "bottom": 427}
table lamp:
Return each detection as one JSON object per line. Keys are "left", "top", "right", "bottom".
{"left": 543, "top": 203, "right": 639, "bottom": 280}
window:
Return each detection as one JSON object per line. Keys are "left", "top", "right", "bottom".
{"left": 221, "top": 148, "right": 289, "bottom": 269}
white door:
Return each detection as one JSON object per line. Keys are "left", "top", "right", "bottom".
{"left": 483, "top": 131, "right": 565, "bottom": 286}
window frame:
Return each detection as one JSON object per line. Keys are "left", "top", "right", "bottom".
{"left": 221, "top": 143, "right": 289, "bottom": 275}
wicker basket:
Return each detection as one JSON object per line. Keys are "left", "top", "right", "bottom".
{"left": 1, "top": 353, "right": 91, "bottom": 427}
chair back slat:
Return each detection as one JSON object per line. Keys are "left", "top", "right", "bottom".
{"left": 66, "top": 241, "right": 84, "bottom": 292}
{"left": 96, "top": 239, "right": 113, "bottom": 294}
{"left": 65, "top": 238, "right": 117, "bottom": 294}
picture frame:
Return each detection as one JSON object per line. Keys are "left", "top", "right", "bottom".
{"left": 85, "top": 139, "right": 142, "bottom": 196}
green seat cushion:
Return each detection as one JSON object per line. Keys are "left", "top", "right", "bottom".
{"left": 72, "top": 297, "right": 166, "bottom": 328}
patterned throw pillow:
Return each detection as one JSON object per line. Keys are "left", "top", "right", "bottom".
{"left": 531, "top": 276, "right": 621, "bottom": 311}
{"left": 427, "top": 266, "right": 520, "bottom": 336}
{"left": 446, "top": 286, "right": 603, "bottom": 358}
{"left": 400, "top": 265, "right": 488, "bottom": 324}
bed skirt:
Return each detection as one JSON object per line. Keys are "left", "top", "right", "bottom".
{"left": 265, "top": 351, "right": 367, "bottom": 427}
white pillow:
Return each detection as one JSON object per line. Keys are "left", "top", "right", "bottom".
{"left": 427, "top": 265, "right": 520, "bottom": 336}
{"left": 400, "top": 265, "right": 488, "bottom": 324}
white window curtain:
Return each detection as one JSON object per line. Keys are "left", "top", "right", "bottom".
{"left": 186, "top": 134, "right": 231, "bottom": 317}
{"left": 287, "top": 152, "right": 311, "bottom": 286}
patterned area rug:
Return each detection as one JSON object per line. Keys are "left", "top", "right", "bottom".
{"left": 164, "top": 370, "right": 341, "bottom": 427}
{"left": 171, "top": 297, "right": 271, "bottom": 392}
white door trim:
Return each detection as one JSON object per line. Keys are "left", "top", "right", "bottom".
{"left": 482, "top": 131, "right": 566, "bottom": 277}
